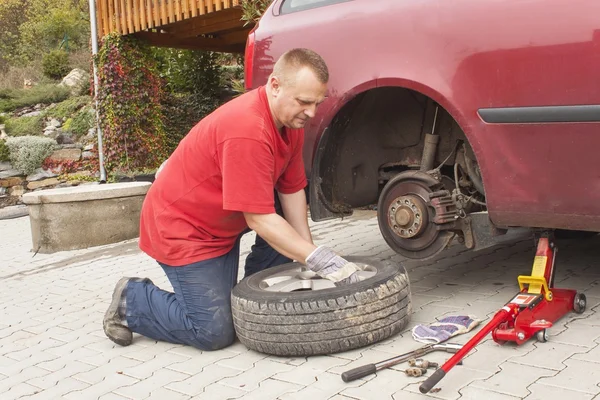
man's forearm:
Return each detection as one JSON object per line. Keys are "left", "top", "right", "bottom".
{"left": 244, "top": 212, "right": 316, "bottom": 263}
{"left": 278, "top": 190, "right": 313, "bottom": 244}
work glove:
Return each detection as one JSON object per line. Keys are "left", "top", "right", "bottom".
{"left": 305, "top": 246, "right": 361, "bottom": 286}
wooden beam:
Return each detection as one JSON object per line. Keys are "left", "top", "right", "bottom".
{"left": 175, "top": 0, "right": 181, "bottom": 21}
{"left": 139, "top": 0, "right": 147, "bottom": 29}
{"left": 160, "top": 0, "right": 167, "bottom": 25}
{"left": 168, "top": 0, "right": 175, "bottom": 23}
{"left": 146, "top": 0, "right": 154, "bottom": 28}
{"left": 127, "top": 0, "right": 134, "bottom": 33}
{"left": 132, "top": 0, "right": 140, "bottom": 31}
{"left": 120, "top": 0, "right": 127, "bottom": 33}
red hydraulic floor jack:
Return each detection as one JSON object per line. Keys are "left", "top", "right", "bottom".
{"left": 420, "top": 234, "right": 587, "bottom": 394}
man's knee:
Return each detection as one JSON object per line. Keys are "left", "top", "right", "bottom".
{"left": 190, "top": 308, "right": 236, "bottom": 351}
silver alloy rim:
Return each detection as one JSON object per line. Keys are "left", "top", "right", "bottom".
{"left": 258, "top": 263, "right": 377, "bottom": 292}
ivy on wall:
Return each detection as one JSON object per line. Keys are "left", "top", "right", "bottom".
{"left": 95, "top": 33, "right": 168, "bottom": 173}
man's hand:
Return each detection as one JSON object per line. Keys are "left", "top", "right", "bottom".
{"left": 305, "top": 246, "right": 360, "bottom": 286}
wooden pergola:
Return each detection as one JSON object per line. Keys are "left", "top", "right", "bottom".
{"left": 95, "top": 0, "right": 253, "bottom": 53}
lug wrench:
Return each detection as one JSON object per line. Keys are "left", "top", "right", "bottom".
{"left": 341, "top": 342, "right": 463, "bottom": 382}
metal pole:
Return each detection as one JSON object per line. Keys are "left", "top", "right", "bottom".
{"left": 88, "top": 0, "right": 107, "bottom": 183}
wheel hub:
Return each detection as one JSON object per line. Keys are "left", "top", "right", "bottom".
{"left": 388, "top": 195, "right": 427, "bottom": 238}
{"left": 377, "top": 171, "right": 456, "bottom": 260}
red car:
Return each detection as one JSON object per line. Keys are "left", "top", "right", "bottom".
{"left": 244, "top": 0, "right": 600, "bottom": 259}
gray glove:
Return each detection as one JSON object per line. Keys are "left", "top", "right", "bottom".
{"left": 305, "top": 246, "right": 360, "bottom": 286}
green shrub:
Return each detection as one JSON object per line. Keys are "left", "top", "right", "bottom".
{"left": 6, "top": 135, "right": 56, "bottom": 174}
{"left": 0, "top": 84, "right": 70, "bottom": 113}
{"left": 0, "top": 114, "right": 6, "bottom": 124}
{"left": 4, "top": 115, "right": 44, "bottom": 136}
{"left": 42, "top": 50, "right": 71, "bottom": 80}
{"left": 45, "top": 95, "right": 91, "bottom": 119}
{"left": 68, "top": 107, "right": 93, "bottom": 137}
{"left": 0, "top": 139, "right": 9, "bottom": 162}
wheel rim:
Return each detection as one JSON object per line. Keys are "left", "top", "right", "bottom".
{"left": 258, "top": 263, "right": 377, "bottom": 292}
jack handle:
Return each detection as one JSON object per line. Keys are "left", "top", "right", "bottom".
{"left": 420, "top": 304, "right": 517, "bottom": 393}
{"left": 341, "top": 342, "right": 462, "bottom": 382}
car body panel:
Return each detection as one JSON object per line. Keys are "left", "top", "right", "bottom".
{"left": 248, "top": 0, "right": 600, "bottom": 231}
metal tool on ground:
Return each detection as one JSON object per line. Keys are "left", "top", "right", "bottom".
{"left": 341, "top": 342, "right": 462, "bottom": 382}
{"left": 419, "top": 234, "right": 587, "bottom": 394}
{"left": 409, "top": 358, "right": 439, "bottom": 369}
{"left": 404, "top": 367, "right": 428, "bottom": 377}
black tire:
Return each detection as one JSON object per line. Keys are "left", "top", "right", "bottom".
{"left": 231, "top": 256, "right": 411, "bottom": 356}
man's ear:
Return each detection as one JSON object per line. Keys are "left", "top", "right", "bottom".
{"left": 269, "top": 75, "right": 281, "bottom": 97}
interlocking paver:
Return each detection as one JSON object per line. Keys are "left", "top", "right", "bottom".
{"left": 458, "top": 386, "right": 520, "bottom": 399}
{"left": 114, "top": 368, "right": 191, "bottom": 399}
{"left": 28, "top": 360, "right": 95, "bottom": 389}
{"left": 146, "top": 387, "right": 192, "bottom": 399}
{"left": 167, "top": 348, "right": 238, "bottom": 375}
{"left": 272, "top": 355, "right": 349, "bottom": 386}
{"left": 551, "top": 319, "right": 600, "bottom": 347}
{"left": 22, "top": 377, "right": 89, "bottom": 400}
{"left": 509, "top": 341, "right": 589, "bottom": 371}
{"left": 536, "top": 358, "right": 600, "bottom": 395}
{"left": 572, "top": 342, "right": 600, "bottom": 364}
{"left": 216, "top": 350, "right": 269, "bottom": 371}
{"left": 2, "top": 212, "right": 600, "bottom": 399}
{"left": 235, "top": 378, "right": 302, "bottom": 399}
{"left": 192, "top": 382, "right": 246, "bottom": 400}
{"left": 166, "top": 364, "right": 241, "bottom": 397}
{"left": 4, "top": 338, "right": 64, "bottom": 361}
{"left": 97, "top": 393, "right": 131, "bottom": 400}
{"left": 65, "top": 374, "right": 139, "bottom": 399}
{"left": 73, "top": 356, "right": 143, "bottom": 384}
{"left": 470, "top": 362, "right": 556, "bottom": 398}
{"left": 120, "top": 351, "right": 191, "bottom": 380}
{"left": 0, "top": 366, "right": 49, "bottom": 393}
{"left": 525, "top": 383, "right": 595, "bottom": 400}
{"left": 2, "top": 382, "right": 40, "bottom": 400}
{"left": 220, "top": 359, "right": 296, "bottom": 391}
{"left": 279, "top": 371, "right": 362, "bottom": 400}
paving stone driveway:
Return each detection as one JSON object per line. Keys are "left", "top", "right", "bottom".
{"left": 1, "top": 211, "right": 599, "bottom": 400}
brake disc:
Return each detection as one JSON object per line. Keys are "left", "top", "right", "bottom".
{"left": 377, "top": 171, "right": 455, "bottom": 259}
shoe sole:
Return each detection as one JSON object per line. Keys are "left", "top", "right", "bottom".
{"left": 103, "top": 277, "right": 131, "bottom": 346}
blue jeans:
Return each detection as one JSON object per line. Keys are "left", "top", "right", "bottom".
{"left": 125, "top": 200, "right": 291, "bottom": 350}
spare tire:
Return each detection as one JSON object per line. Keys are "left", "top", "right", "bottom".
{"left": 231, "top": 256, "right": 411, "bottom": 356}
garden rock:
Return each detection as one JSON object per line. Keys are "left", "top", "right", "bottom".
{"left": 27, "top": 168, "right": 58, "bottom": 182}
{"left": 1, "top": 177, "right": 25, "bottom": 188}
{"left": 16, "top": 108, "right": 34, "bottom": 117}
{"left": 60, "top": 143, "right": 83, "bottom": 149}
{"left": 60, "top": 68, "right": 90, "bottom": 95}
{"left": 82, "top": 151, "right": 94, "bottom": 159}
{"left": 48, "top": 118, "right": 62, "bottom": 129}
{"left": 49, "top": 148, "right": 81, "bottom": 162}
{"left": 55, "top": 133, "right": 75, "bottom": 145}
{"left": 0, "top": 169, "right": 23, "bottom": 179}
{"left": 9, "top": 185, "right": 25, "bottom": 196}
{"left": 27, "top": 177, "right": 60, "bottom": 190}
{"left": 86, "top": 128, "right": 96, "bottom": 138}
{"left": 21, "top": 110, "right": 42, "bottom": 118}
{"left": 0, "top": 162, "right": 12, "bottom": 172}
{"left": 83, "top": 143, "right": 94, "bottom": 151}
{"left": 43, "top": 126, "right": 57, "bottom": 137}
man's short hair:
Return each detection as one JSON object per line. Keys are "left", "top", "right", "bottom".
{"left": 272, "top": 48, "right": 329, "bottom": 85}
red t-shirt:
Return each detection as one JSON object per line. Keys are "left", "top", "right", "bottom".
{"left": 139, "top": 86, "right": 307, "bottom": 266}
